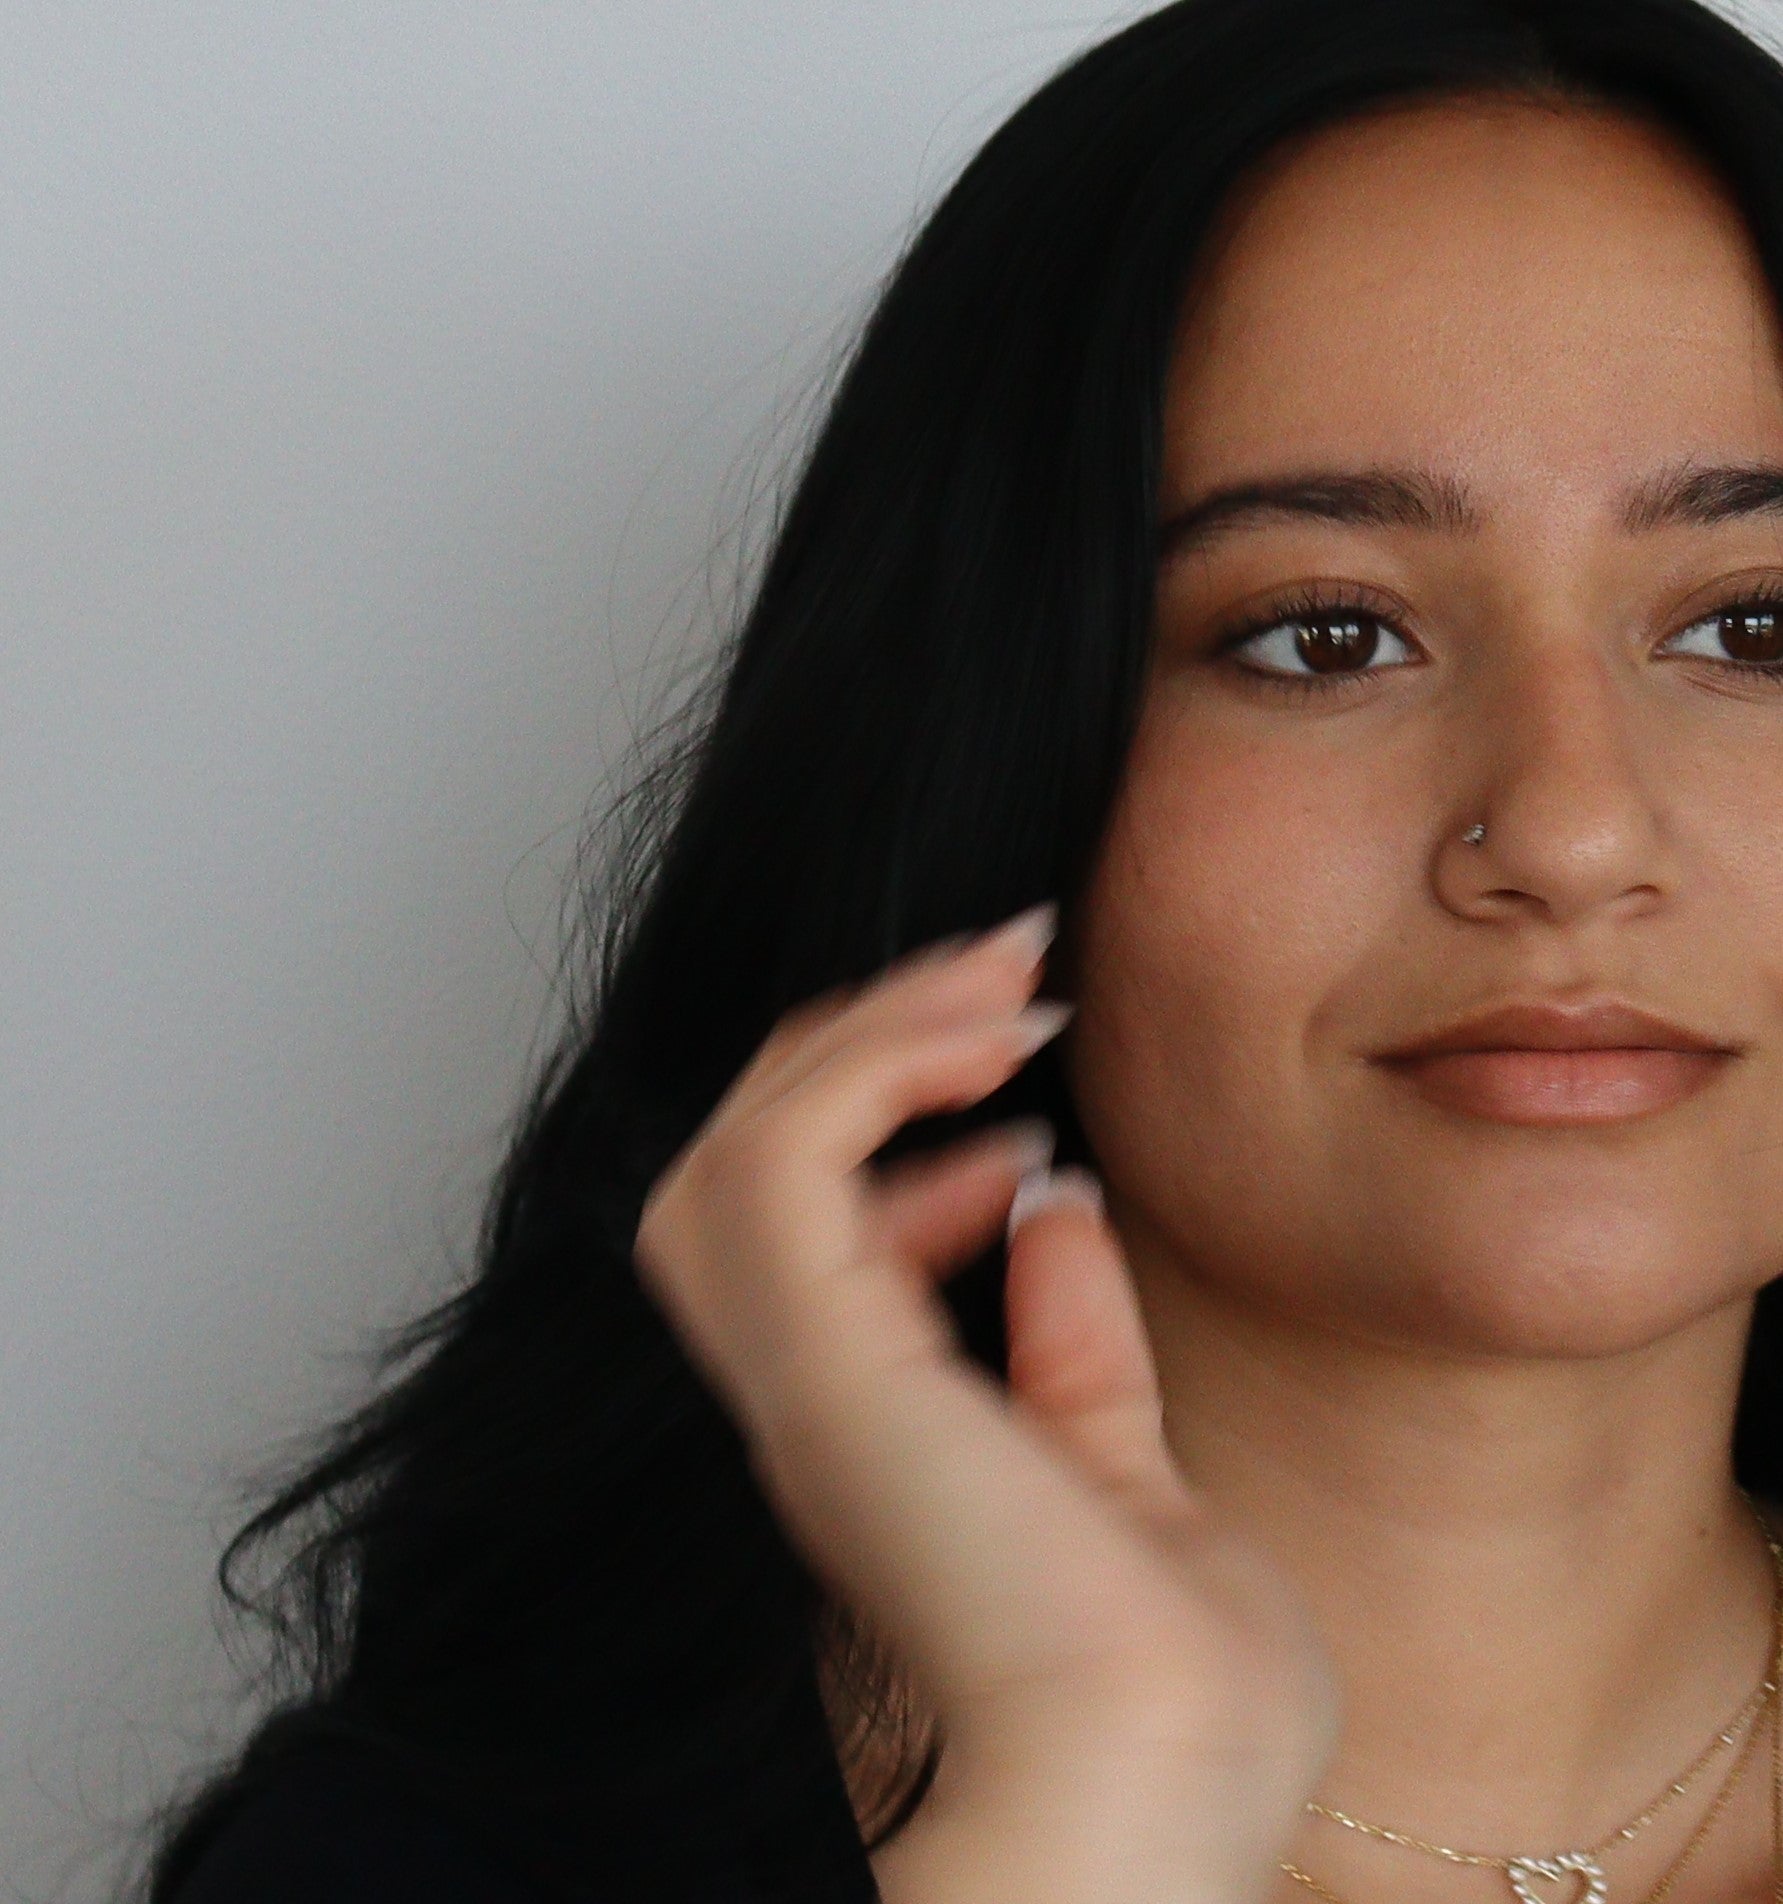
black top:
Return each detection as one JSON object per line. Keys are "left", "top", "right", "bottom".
{"left": 166, "top": 1747, "right": 543, "bottom": 1903}
{"left": 164, "top": 1737, "right": 881, "bottom": 1904}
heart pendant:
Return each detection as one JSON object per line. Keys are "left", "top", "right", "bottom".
{"left": 1505, "top": 1852, "right": 1609, "bottom": 1904}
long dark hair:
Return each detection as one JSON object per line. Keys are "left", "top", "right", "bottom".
{"left": 143, "top": 1, "right": 1783, "bottom": 1898}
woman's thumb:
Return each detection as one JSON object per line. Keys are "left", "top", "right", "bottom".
{"left": 1003, "top": 1167, "right": 1188, "bottom": 1532}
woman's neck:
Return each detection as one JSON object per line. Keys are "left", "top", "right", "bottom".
{"left": 1130, "top": 1248, "right": 1773, "bottom": 1855}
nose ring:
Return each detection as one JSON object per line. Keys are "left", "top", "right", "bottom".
{"left": 1462, "top": 822, "right": 1486, "bottom": 846}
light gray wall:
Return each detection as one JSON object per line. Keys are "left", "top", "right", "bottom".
{"left": 6, "top": 3, "right": 1782, "bottom": 1899}
{"left": 0, "top": 8, "right": 1144, "bottom": 1896}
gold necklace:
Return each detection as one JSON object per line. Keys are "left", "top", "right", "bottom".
{"left": 1280, "top": 1499, "right": 1783, "bottom": 1904}
{"left": 1283, "top": 1689, "right": 1774, "bottom": 1904}
{"left": 1307, "top": 1675, "right": 1770, "bottom": 1892}
{"left": 1283, "top": 1693, "right": 1774, "bottom": 1904}
{"left": 1630, "top": 1685, "right": 1766, "bottom": 1904}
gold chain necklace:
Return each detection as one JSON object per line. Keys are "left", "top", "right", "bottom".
{"left": 1280, "top": 1498, "right": 1783, "bottom": 1904}
{"left": 1641, "top": 1690, "right": 1771, "bottom": 1904}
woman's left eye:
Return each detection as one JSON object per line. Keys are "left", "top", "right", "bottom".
{"left": 1216, "top": 586, "right": 1783, "bottom": 695}
{"left": 1227, "top": 607, "right": 1416, "bottom": 685}
{"left": 1660, "top": 597, "right": 1783, "bottom": 669}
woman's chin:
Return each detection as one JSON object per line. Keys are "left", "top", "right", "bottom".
{"left": 1327, "top": 1206, "right": 1764, "bottom": 1362}
{"left": 1159, "top": 1179, "right": 1767, "bottom": 1361}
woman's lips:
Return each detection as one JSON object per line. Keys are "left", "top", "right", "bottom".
{"left": 1378, "top": 1047, "right": 1733, "bottom": 1124}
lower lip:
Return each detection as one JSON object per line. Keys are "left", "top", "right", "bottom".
{"left": 1379, "top": 1048, "right": 1733, "bottom": 1124}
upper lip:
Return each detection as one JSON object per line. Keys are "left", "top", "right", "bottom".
{"left": 1377, "top": 1001, "right": 1741, "bottom": 1060}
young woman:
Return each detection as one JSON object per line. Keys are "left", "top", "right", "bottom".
{"left": 142, "top": 1, "right": 1783, "bottom": 1900}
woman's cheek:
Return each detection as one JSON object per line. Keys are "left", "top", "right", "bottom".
{"left": 1066, "top": 700, "right": 1415, "bottom": 1221}
{"left": 1077, "top": 702, "right": 1391, "bottom": 1035}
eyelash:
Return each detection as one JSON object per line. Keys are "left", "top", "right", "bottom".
{"left": 1213, "top": 579, "right": 1783, "bottom": 700}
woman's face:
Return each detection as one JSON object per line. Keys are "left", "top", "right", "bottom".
{"left": 1066, "top": 94, "right": 1783, "bottom": 1358}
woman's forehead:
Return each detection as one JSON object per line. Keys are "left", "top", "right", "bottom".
{"left": 1160, "top": 95, "right": 1783, "bottom": 522}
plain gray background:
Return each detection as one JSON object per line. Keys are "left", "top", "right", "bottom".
{"left": 6, "top": 4, "right": 1782, "bottom": 1898}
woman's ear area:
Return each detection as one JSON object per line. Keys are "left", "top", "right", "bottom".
{"left": 1044, "top": 910, "right": 1077, "bottom": 1003}
{"left": 1044, "top": 890, "right": 1093, "bottom": 1003}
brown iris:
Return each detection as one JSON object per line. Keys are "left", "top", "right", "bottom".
{"left": 1294, "top": 614, "right": 1380, "bottom": 673}
{"left": 1719, "top": 605, "right": 1783, "bottom": 665}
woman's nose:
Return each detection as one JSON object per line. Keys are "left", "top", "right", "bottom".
{"left": 1432, "top": 640, "right": 1676, "bottom": 929}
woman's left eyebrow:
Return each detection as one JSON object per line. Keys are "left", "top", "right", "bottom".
{"left": 1157, "top": 459, "right": 1783, "bottom": 558}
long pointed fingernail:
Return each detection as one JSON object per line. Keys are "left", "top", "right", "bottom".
{"left": 1010, "top": 998, "right": 1074, "bottom": 1054}
{"left": 1007, "top": 1163, "right": 1106, "bottom": 1242}
{"left": 983, "top": 901, "right": 1059, "bottom": 966}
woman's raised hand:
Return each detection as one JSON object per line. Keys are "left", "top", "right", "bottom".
{"left": 633, "top": 906, "right": 1337, "bottom": 1904}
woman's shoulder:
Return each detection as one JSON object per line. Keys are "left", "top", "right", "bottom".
{"left": 161, "top": 1742, "right": 551, "bottom": 1904}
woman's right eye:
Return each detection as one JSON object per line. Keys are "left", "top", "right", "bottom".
{"left": 1229, "top": 609, "right": 1417, "bottom": 684}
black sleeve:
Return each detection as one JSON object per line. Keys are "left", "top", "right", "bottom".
{"left": 165, "top": 1750, "right": 550, "bottom": 1904}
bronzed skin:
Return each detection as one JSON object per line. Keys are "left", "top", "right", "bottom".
{"left": 1066, "top": 94, "right": 1783, "bottom": 1903}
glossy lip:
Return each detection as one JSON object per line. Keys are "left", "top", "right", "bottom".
{"left": 1372, "top": 1001, "right": 1742, "bottom": 1126}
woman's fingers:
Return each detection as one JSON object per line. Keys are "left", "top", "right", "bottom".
{"left": 692, "top": 1007, "right": 1071, "bottom": 1274}
{"left": 868, "top": 1118, "right": 1056, "bottom": 1269}
{"left": 635, "top": 911, "right": 1071, "bottom": 1432}
{"left": 640, "top": 1030, "right": 1072, "bottom": 1452}
{"left": 730, "top": 904, "right": 1057, "bottom": 1121}
{"left": 785, "top": 1001, "right": 1072, "bottom": 1174}
{"left": 1004, "top": 1170, "right": 1192, "bottom": 1536}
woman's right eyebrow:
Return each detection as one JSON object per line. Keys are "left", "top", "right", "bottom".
{"left": 1156, "top": 459, "right": 1783, "bottom": 559}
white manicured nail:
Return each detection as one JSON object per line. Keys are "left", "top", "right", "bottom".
{"left": 1011, "top": 999, "right": 1074, "bottom": 1054}
{"left": 984, "top": 901, "right": 1059, "bottom": 966}
{"left": 1007, "top": 1163, "right": 1106, "bottom": 1242}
